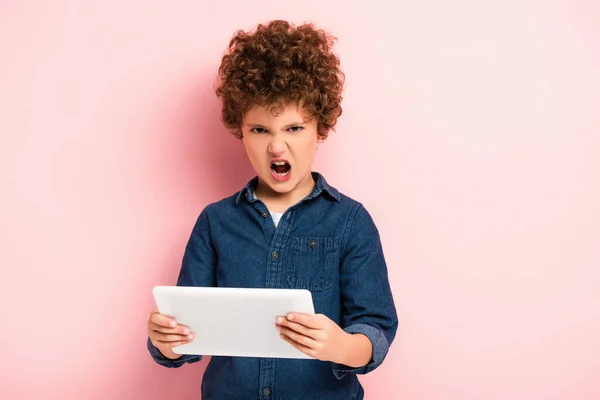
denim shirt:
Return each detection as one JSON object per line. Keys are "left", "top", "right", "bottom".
{"left": 147, "top": 172, "right": 398, "bottom": 400}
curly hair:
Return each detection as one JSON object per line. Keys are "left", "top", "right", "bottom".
{"left": 214, "top": 20, "right": 345, "bottom": 139}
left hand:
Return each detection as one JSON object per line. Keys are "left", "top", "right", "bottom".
{"left": 275, "top": 313, "right": 349, "bottom": 363}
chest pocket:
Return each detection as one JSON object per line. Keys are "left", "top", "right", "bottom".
{"left": 286, "top": 237, "right": 340, "bottom": 292}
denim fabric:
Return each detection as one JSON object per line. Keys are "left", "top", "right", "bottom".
{"left": 147, "top": 172, "right": 398, "bottom": 399}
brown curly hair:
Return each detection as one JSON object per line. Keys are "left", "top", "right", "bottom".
{"left": 214, "top": 20, "right": 345, "bottom": 139}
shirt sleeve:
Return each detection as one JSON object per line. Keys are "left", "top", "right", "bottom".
{"left": 147, "top": 208, "right": 218, "bottom": 368}
{"left": 332, "top": 204, "right": 398, "bottom": 379}
{"left": 147, "top": 337, "right": 201, "bottom": 368}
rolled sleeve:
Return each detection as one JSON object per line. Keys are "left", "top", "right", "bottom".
{"left": 147, "top": 337, "right": 201, "bottom": 368}
{"left": 332, "top": 204, "right": 398, "bottom": 379}
{"left": 332, "top": 323, "right": 390, "bottom": 379}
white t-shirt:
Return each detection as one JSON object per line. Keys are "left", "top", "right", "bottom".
{"left": 270, "top": 211, "right": 283, "bottom": 228}
{"left": 251, "top": 189, "right": 284, "bottom": 228}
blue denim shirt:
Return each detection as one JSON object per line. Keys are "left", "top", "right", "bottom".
{"left": 148, "top": 172, "right": 398, "bottom": 399}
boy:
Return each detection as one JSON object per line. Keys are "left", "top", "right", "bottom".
{"left": 147, "top": 20, "right": 398, "bottom": 399}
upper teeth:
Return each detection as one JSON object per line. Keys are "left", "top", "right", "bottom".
{"left": 272, "top": 161, "right": 286, "bottom": 165}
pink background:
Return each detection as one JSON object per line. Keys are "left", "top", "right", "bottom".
{"left": 1, "top": 1, "right": 599, "bottom": 399}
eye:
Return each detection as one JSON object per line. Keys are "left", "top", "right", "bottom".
{"left": 250, "top": 127, "right": 268, "bottom": 134}
{"left": 288, "top": 126, "right": 304, "bottom": 133}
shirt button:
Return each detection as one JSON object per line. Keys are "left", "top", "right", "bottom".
{"left": 263, "top": 387, "right": 271, "bottom": 396}
{"left": 261, "top": 212, "right": 268, "bottom": 218}
{"left": 272, "top": 251, "right": 278, "bottom": 259}
{"left": 309, "top": 239, "right": 317, "bottom": 247}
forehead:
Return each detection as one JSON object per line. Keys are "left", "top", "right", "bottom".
{"left": 243, "top": 103, "right": 312, "bottom": 124}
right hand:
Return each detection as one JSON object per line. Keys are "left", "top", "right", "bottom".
{"left": 147, "top": 307, "right": 195, "bottom": 359}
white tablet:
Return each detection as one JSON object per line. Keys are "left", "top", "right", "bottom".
{"left": 152, "top": 286, "right": 315, "bottom": 359}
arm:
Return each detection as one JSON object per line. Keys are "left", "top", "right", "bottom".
{"left": 337, "top": 331, "right": 373, "bottom": 368}
{"left": 276, "top": 203, "right": 398, "bottom": 376}
{"left": 147, "top": 208, "right": 218, "bottom": 368}
{"left": 332, "top": 203, "right": 398, "bottom": 378}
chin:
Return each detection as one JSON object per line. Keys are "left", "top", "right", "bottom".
{"left": 267, "top": 181, "right": 296, "bottom": 194}
{"left": 257, "top": 174, "right": 293, "bottom": 193}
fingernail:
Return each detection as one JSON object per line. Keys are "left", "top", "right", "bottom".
{"left": 188, "top": 334, "right": 194, "bottom": 339}
{"left": 169, "top": 321, "right": 176, "bottom": 327}
{"left": 183, "top": 328, "right": 190, "bottom": 335}
{"left": 276, "top": 317, "right": 283, "bottom": 324}
{"left": 287, "top": 314, "right": 294, "bottom": 321}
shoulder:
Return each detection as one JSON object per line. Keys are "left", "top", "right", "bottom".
{"left": 207, "top": 191, "right": 240, "bottom": 209}
{"left": 321, "top": 180, "right": 379, "bottom": 237}
{"left": 188, "top": 192, "right": 242, "bottom": 230}
{"left": 326, "top": 181, "right": 370, "bottom": 220}
{"left": 337, "top": 192, "right": 379, "bottom": 232}
{"left": 321, "top": 173, "right": 381, "bottom": 231}
{"left": 201, "top": 192, "right": 240, "bottom": 218}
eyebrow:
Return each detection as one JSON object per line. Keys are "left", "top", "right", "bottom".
{"left": 246, "top": 121, "right": 306, "bottom": 129}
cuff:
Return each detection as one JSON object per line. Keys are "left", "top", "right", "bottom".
{"left": 147, "top": 337, "right": 201, "bottom": 368}
{"left": 332, "top": 324, "right": 390, "bottom": 380}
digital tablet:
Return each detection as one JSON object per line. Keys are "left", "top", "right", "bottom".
{"left": 152, "top": 286, "right": 316, "bottom": 359}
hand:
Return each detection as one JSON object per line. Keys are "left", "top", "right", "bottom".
{"left": 275, "top": 313, "right": 351, "bottom": 364}
{"left": 147, "top": 307, "right": 194, "bottom": 359}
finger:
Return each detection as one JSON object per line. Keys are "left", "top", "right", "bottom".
{"left": 279, "top": 331, "right": 314, "bottom": 358}
{"left": 150, "top": 311, "right": 179, "bottom": 328}
{"left": 279, "top": 326, "right": 318, "bottom": 350}
{"left": 149, "top": 321, "right": 192, "bottom": 335}
{"left": 156, "top": 338, "right": 192, "bottom": 348}
{"left": 285, "top": 313, "right": 321, "bottom": 329}
{"left": 152, "top": 331, "right": 195, "bottom": 343}
{"left": 276, "top": 317, "right": 320, "bottom": 340}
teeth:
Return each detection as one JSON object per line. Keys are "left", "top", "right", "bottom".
{"left": 272, "top": 161, "right": 286, "bottom": 166}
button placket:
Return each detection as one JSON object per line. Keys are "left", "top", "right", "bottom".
{"left": 256, "top": 205, "right": 290, "bottom": 399}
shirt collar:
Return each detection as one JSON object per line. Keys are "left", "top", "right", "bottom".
{"left": 235, "top": 171, "right": 341, "bottom": 204}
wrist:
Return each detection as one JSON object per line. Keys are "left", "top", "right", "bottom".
{"left": 334, "top": 331, "right": 353, "bottom": 366}
{"left": 336, "top": 332, "right": 372, "bottom": 368}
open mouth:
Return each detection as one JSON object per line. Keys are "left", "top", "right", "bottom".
{"left": 271, "top": 160, "right": 291, "bottom": 176}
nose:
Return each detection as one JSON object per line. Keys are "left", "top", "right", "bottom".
{"left": 267, "top": 135, "right": 287, "bottom": 156}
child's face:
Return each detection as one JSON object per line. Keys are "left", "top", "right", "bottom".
{"left": 241, "top": 104, "right": 319, "bottom": 196}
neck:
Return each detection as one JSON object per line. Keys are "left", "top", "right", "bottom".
{"left": 255, "top": 174, "right": 316, "bottom": 212}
